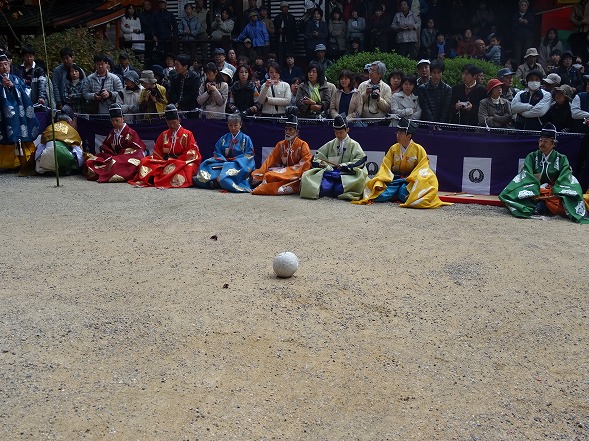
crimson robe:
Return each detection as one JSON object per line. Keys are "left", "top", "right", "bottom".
{"left": 129, "top": 126, "right": 201, "bottom": 188}
{"left": 85, "top": 124, "right": 146, "bottom": 183}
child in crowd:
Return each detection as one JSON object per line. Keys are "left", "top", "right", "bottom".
{"left": 485, "top": 34, "right": 501, "bottom": 65}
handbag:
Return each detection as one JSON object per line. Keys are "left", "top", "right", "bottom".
{"left": 131, "top": 32, "right": 145, "bottom": 51}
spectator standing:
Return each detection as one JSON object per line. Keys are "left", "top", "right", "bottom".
{"left": 450, "top": 64, "right": 487, "bottom": 126}
{"left": 274, "top": 1, "right": 297, "bottom": 66}
{"left": 515, "top": 48, "right": 546, "bottom": 84}
{"left": 19, "top": 47, "right": 47, "bottom": 106}
{"left": 179, "top": 3, "right": 201, "bottom": 57}
{"left": 153, "top": 0, "right": 178, "bottom": 56}
{"left": 168, "top": 53, "right": 201, "bottom": 111}
{"left": 213, "top": 48, "right": 236, "bottom": 76}
{"left": 538, "top": 28, "right": 564, "bottom": 71}
{"left": 456, "top": 29, "right": 476, "bottom": 57}
{"left": 235, "top": 11, "right": 270, "bottom": 58}
{"left": 347, "top": 9, "right": 366, "bottom": 50}
{"left": 478, "top": 79, "right": 512, "bottom": 128}
{"left": 138, "top": 70, "right": 168, "bottom": 115}
{"left": 210, "top": 8, "right": 235, "bottom": 41}
{"left": 511, "top": 70, "right": 551, "bottom": 130}
{"left": 64, "top": 64, "right": 87, "bottom": 114}
{"left": 391, "top": 0, "right": 420, "bottom": 59}
{"left": 417, "top": 59, "right": 452, "bottom": 123}
{"left": 556, "top": 51, "right": 584, "bottom": 95}
{"left": 304, "top": 9, "right": 329, "bottom": 63}
{"left": 419, "top": 18, "right": 437, "bottom": 59}
{"left": 512, "top": 0, "right": 535, "bottom": 64}
{"left": 53, "top": 47, "right": 84, "bottom": 110}
{"left": 569, "top": 0, "right": 589, "bottom": 56}
{"left": 82, "top": 54, "right": 124, "bottom": 114}
{"left": 120, "top": 4, "right": 143, "bottom": 52}
{"left": 139, "top": 0, "right": 156, "bottom": 63}
{"left": 545, "top": 84, "right": 573, "bottom": 131}
{"left": 328, "top": 9, "right": 347, "bottom": 59}
{"left": 485, "top": 34, "right": 502, "bottom": 65}
{"left": 367, "top": 6, "right": 390, "bottom": 52}
{"left": 281, "top": 54, "right": 302, "bottom": 84}
{"left": 416, "top": 59, "right": 430, "bottom": 86}
{"left": 357, "top": 60, "right": 392, "bottom": 123}
{"left": 391, "top": 74, "right": 421, "bottom": 127}
{"left": 329, "top": 69, "right": 362, "bottom": 124}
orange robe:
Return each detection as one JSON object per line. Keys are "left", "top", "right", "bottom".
{"left": 129, "top": 126, "right": 201, "bottom": 188}
{"left": 251, "top": 137, "right": 312, "bottom": 195}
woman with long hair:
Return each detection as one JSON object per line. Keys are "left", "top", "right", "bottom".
{"left": 329, "top": 69, "right": 362, "bottom": 125}
{"left": 538, "top": 28, "right": 564, "bottom": 70}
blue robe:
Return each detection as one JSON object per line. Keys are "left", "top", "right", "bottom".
{"left": 194, "top": 131, "right": 255, "bottom": 192}
{"left": 0, "top": 74, "right": 39, "bottom": 144}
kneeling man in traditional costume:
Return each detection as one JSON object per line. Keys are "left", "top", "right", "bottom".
{"left": 194, "top": 113, "right": 255, "bottom": 192}
{"left": 35, "top": 105, "right": 84, "bottom": 175}
{"left": 85, "top": 103, "right": 146, "bottom": 182}
{"left": 354, "top": 117, "right": 450, "bottom": 208}
{"left": 250, "top": 114, "right": 312, "bottom": 195}
{"left": 300, "top": 115, "right": 367, "bottom": 200}
{"left": 130, "top": 104, "right": 201, "bottom": 188}
{"left": 499, "top": 123, "right": 589, "bottom": 223}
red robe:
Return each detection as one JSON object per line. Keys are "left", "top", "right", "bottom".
{"left": 129, "top": 126, "right": 201, "bottom": 188}
{"left": 85, "top": 124, "right": 146, "bottom": 183}
{"left": 251, "top": 137, "right": 312, "bottom": 195}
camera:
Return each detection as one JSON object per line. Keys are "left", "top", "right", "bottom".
{"left": 150, "top": 87, "right": 159, "bottom": 97}
{"left": 216, "top": 13, "right": 221, "bottom": 19}
{"left": 370, "top": 85, "right": 380, "bottom": 99}
{"left": 459, "top": 101, "right": 468, "bottom": 109}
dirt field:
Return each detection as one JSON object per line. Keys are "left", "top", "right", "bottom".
{"left": 1, "top": 174, "right": 588, "bottom": 440}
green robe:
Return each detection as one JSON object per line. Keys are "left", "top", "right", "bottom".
{"left": 300, "top": 136, "right": 368, "bottom": 200}
{"left": 499, "top": 149, "right": 589, "bottom": 223}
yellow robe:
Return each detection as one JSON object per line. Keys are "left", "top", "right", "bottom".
{"left": 354, "top": 141, "right": 451, "bottom": 208}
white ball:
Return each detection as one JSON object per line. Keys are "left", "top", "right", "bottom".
{"left": 273, "top": 252, "right": 299, "bottom": 278}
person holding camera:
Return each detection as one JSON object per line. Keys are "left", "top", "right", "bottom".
{"left": 82, "top": 53, "right": 124, "bottom": 115}
{"left": 450, "top": 64, "right": 487, "bottom": 126}
{"left": 357, "top": 61, "right": 392, "bottom": 125}
{"left": 197, "top": 62, "right": 229, "bottom": 119}
{"left": 257, "top": 61, "right": 291, "bottom": 117}
{"left": 138, "top": 70, "right": 168, "bottom": 116}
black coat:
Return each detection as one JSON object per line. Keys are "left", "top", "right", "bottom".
{"left": 418, "top": 80, "right": 452, "bottom": 123}
{"left": 168, "top": 71, "right": 201, "bottom": 111}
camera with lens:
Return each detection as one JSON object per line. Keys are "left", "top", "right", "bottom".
{"left": 370, "top": 85, "right": 380, "bottom": 99}
{"left": 459, "top": 101, "right": 468, "bottom": 109}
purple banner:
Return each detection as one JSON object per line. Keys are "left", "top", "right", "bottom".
{"left": 75, "top": 117, "right": 584, "bottom": 195}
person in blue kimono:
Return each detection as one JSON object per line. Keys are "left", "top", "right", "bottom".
{"left": 193, "top": 113, "right": 255, "bottom": 192}
{"left": 0, "top": 52, "right": 40, "bottom": 172}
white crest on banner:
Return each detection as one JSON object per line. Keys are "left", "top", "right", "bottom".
{"left": 462, "top": 157, "right": 492, "bottom": 195}
{"left": 428, "top": 154, "right": 437, "bottom": 173}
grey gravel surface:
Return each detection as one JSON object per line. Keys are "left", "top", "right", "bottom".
{"left": 1, "top": 174, "right": 588, "bottom": 440}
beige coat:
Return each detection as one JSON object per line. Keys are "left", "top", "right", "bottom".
{"left": 329, "top": 89, "right": 363, "bottom": 121}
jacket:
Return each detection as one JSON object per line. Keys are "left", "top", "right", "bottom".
{"left": 258, "top": 80, "right": 292, "bottom": 115}
{"left": 417, "top": 80, "right": 452, "bottom": 123}
{"left": 296, "top": 81, "right": 331, "bottom": 118}
{"left": 390, "top": 91, "right": 421, "bottom": 125}
{"left": 329, "top": 89, "right": 363, "bottom": 120}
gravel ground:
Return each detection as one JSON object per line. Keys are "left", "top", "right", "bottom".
{"left": 1, "top": 174, "right": 589, "bottom": 441}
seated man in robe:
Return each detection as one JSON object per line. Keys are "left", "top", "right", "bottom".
{"left": 193, "top": 113, "right": 255, "bottom": 193}
{"left": 300, "top": 115, "right": 368, "bottom": 200}
{"left": 130, "top": 104, "right": 201, "bottom": 188}
{"left": 354, "top": 117, "right": 451, "bottom": 208}
{"left": 499, "top": 123, "right": 589, "bottom": 223}
{"left": 250, "top": 114, "right": 312, "bottom": 195}
{"left": 35, "top": 105, "right": 84, "bottom": 175}
{"left": 0, "top": 52, "right": 39, "bottom": 173}
{"left": 85, "top": 103, "right": 146, "bottom": 183}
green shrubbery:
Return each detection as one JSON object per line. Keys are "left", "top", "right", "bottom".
{"left": 326, "top": 51, "right": 519, "bottom": 88}
{"left": 20, "top": 27, "right": 142, "bottom": 74}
